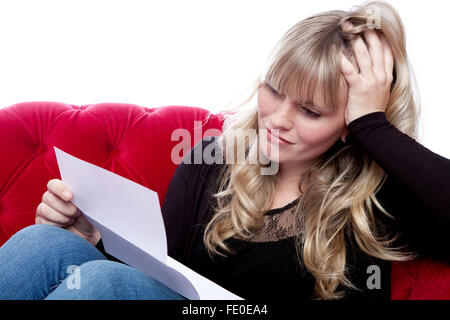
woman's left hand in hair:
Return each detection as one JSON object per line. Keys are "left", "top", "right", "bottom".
{"left": 339, "top": 23, "right": 394, "bottom": 127}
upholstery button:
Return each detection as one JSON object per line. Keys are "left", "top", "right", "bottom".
{"left": 36, "top": 146, "right": 46, "bottom": 155}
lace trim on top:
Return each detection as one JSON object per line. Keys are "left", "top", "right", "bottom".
{"left": 232, "top": 197, "right": 304, "bottom": 243}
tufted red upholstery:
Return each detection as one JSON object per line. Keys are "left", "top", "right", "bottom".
{"left": 0, "top": 102, "right": 224, "bottom": 241}
{"left": 0, "top": 101, "right": 448, "bottom": 299}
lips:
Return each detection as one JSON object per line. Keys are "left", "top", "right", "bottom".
{"left": 267, "top": 129, "right": 293, "bottom": 144}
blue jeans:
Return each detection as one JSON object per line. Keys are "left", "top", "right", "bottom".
{"left": 0, "top": 224, "right": 187, "bottom": 300}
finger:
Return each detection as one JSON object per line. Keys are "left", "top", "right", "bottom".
{"left": 363, "top": 29, "right": 385, "bottom": 74}
{"left": 47, "top": 179, "right": 73, "bottom": 201}
{"left": 64, "top": 225, "right": 89, "bottom": 241}
{"left": 379, "top": 33, "right": 394, "bottom": 81}
{"left": 35, "top": 214, "right": 67, "bottom": 228}
{"left": 341, "top": 21, "right": 354, "bottom": 32}
{"left": 351, "top": 35, "right": 373, "bottom": 77}
{"left": 42, "top": 191, "right": 80, "bottom": 218}
{"left": 72, "top": 213, "right": 96, "bottom": 236}
{"left": 36, "top": 202, "right": 74, "bottom": 226}
{"left": 340, "top": 53, "right": 359, "bottom": 86}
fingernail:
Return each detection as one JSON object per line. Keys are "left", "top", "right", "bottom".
{"left": 343, "top": 21, "right": 353, "bottom": 31}
{"left": 62, "top": 191, "right": 71, "bottom": 201}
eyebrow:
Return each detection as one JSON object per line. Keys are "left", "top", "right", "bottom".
{"left": 302, "top": 100, "right": 322, "bottom": 108}
{"left": 286, "top": 91, "right": 325, "bottom": 110}
{"left": 267, "top": 83, "right": 328, "bottom": 111}
{"left": 296, "top": 98, "right": 327, "bottom": 111}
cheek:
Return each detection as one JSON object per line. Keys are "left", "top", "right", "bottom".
{"left": 257, "top": 90, "right": 276, "bottom": 130}
{"left": 257, "top": 91, "right": 274, "bottom": 118}
{"left": 296, "top": 125, "right": 331, "bottom": 144}
{"left": 294, "top": 118, "right": 344, "bottom": 145}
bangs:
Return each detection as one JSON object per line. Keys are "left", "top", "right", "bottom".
{"left": 262, "top": 37, "right": 343, "bottom": 111}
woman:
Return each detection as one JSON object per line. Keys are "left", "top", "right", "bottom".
{"left": 0, "top": 1, "right": 449, "bottom": 300}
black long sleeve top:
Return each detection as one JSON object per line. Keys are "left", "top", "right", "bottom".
{"left": 96, "top": 111, "right": 450, "bottom": 300}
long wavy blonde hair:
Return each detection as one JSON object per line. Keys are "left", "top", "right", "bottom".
{"left": 202, "top": 1, "right": 420, "bottom": 299}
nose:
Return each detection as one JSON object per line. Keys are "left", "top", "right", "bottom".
{"left": 270, "top": 100, "right": 294, "bottom": 130}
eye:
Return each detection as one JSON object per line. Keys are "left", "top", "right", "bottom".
{"left": 265, "top": 83, "right": 320, "bottom": 118}
{"left": 300, "top": 107, "right": 320, "bottom": 118}
{"left": 266, "top": 84, "right": 283, "bottom": 97}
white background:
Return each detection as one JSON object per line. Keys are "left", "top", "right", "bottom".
{"left": 0, "top": 0, "right": 448, "bottom": 157}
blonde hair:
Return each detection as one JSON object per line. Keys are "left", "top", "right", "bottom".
{"left": 203, "top": 1, "right": 420, "bottom": 300}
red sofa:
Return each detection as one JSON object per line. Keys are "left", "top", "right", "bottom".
{"left": 0, "top": 101, "right": 448, "bottom": 299}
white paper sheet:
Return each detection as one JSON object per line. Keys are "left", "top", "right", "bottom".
{"left": 54, "top": 146, "right": 243, "bottom": 300}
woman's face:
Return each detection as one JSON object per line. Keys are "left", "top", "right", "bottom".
{"left": 257, "top": 80, "right": 348, "bottom": 167}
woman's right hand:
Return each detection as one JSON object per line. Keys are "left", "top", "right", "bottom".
{"left": 36, "top": 179, "right": 101, "bottom": 246}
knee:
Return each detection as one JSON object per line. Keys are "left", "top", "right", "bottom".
{"left": 74, "top": 260, "right": 133, "bottom": 297}
{"left": 10, "top": 224, "right": 79, "bottom": 247}
{"left": 77, "top": 260, "right": 135, "bottom": 285}
{"left": 76, "top": 260, "right": 169, "bottom": 299}
{"left": 5, "top": 224, "right": 97, "bottom": 259}
{"left": 7, "top": 224, "right": 65, "bottom": 247}
{"left": 48, "top": 260, "right": 186, "bottom": 300}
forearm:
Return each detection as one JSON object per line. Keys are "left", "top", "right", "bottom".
{"left": 347, "top": 112, "right": 450, "bottom": 218}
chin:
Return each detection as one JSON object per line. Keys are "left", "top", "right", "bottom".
{"left": 259, "top": 148, "right": 288, "bottom": 164}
